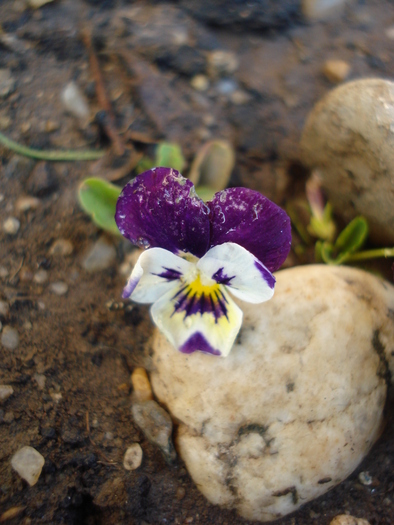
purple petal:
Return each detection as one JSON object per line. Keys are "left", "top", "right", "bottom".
{"left": 208, "top": 188, "right": 291, "bottom": 272}
{"left": 179, "top": 332, "right": 221, "bottom": 356}
{"left": 115, "top": 167, "right": 210, "bottom": 257}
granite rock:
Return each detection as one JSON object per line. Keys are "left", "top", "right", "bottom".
{"left": 151, "top": 265, "right": 394, "bottom": 521}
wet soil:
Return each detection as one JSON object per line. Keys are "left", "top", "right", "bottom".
{"left": 1, "top": 1, "right": 394, "bottom": 524}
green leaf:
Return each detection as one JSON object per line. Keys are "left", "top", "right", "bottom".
{"left": 334, "top": 216, "right": 369, "bottom": 255}
{"left": 136, "top": 156, "right": 155, "bottom": 175}
{"left": 307, "top": 203, "right": 336, "bottom": 242}
{"left": 78, "top": 178, "right": 122, "bottom": 235}
{"left": 195, "top": 185, "right": 216, "bottom": 202}
{"left": 155, "top": 142, "right": 185, "bottom": 173}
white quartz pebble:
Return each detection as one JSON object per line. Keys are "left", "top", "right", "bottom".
{"left": 11, "top": 446, "right": 45, "bottom": 486}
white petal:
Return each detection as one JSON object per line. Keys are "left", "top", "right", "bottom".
{"left": 197, "top": 242, "right": 275, "bottom": 304}
{"left": 151, "top": 282, "right": 242, "bottom": 357}
{"left": 123, "top": 248, "right": 194, "bottom": 303}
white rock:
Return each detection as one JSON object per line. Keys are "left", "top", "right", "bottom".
{"left": 123, "top": 443, "right": 143, "bottom": 470}
{"left": 11, "top": 446, "right": 45, "bottom": 486}
{"left": 82, "top": 236, "right": 116, "bottom": 272}
{"left": 33, "top": 269, "right": 48, "bottom": 284}
{"left": 300, "top": 78, "right": 394, "bottom": 244}
{"left": 61, "top": 81, "right": 90, "bottom": 120}
{"left": 0, "top": 385, "right": 14, "bottom": 403}
{"left": 151, "top": 265, "right": 394, "bottom": 522}
{"left": 1, "top": 327, "right": 19, "bottom": 350}
{"left": 50, "top": 281, "right": 68, "bottom": 296}
{"left": 2, "top": 217, "right": 20, "bottom": 235}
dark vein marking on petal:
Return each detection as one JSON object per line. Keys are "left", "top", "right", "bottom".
{"left": 212, "top": 267, "right": 235, "bottom": 285}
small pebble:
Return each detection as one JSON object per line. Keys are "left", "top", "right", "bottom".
{"left": 123, "top": 443, "right": 143, "bottom": 471}
{"left": 1, "top": 327, "right": 19, "bottom": 350}
{"left": 11, "top": 446, "right": 45, "bottom": 486}
{"left": 190, "top": 75, "right": 210, "bottom": 91}
{"left": 230, "top": 90, "right": 251, "bottom": 105}
{"left": 61, "top": 81, "right": 90, "bottom": 120}
{"left": 3, "top": 411, "right": 14, "bottom": 423}
{"left": 131, "top": 368, "right": 153, "bottom": 403}
{"left": 0, "top": 266, "right": 9, "bottom": 278}
{"left": 322, "top": 60, "right": 351, "bottom": 83}
{"left": 330, "top": 515, "right": 370, "bottom": 525}
{"left": 2, "top": 217, "right": 20, "bottom": 235}
{"left": 33, "top": 269, "right": 48, "bottom": 284}
{"left": 132, "top": 400, "right": 176, "bottom": 464}
{"left": 50, "top": 392, "right": 62, "bottom": 403}
{"left": 33, "top": 374, "right": 46, "bottom": 390}
{"left": 50, "top": 281, "right": 68, "bottom": 296}
{"left": 0, "top": 300, "right": 9, "bottom": 318}
{"left": 385, "top": 25, "right": 394, "bottom": 40}
{"left": 82, "top": 236, "right": 116, "bottom": 272}
{"left": 0, "top": 385, "right": 14, "bottom": 404}
{"left": 176, "top": 486, "right": 186, "bottom": 500}
{"left": 207, "top": 50, "right": 239, "bottom": 77}
{"left": 44, "top": 120, "right": 60, "bottom": 133}
{"left": 216, "top": 78, "right": 238, "bottom": 96}
{"left": 15, "top": 196, "right": 40, "bottom": 213}
{"left": 49, "top": 239, "right": 74, "bottom": 257}
{"left": 26, "top": 161, "right": 58, "bottom": 197}
{"left": 302, "top": 0, "right": 347, "bottom": 20}
{"left": 358, "top": 471, "right": 373, "bottom": 485}
{"left": 0, "top": 69, "right": 16, "bottom": 99}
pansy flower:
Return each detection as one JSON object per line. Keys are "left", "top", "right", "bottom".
{"left": 115, "top": 167, "right": 291, "bottom": 357}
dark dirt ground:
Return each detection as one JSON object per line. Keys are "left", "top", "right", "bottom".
{"left": 1, "top": 0, "right": 394, "bottom": 524}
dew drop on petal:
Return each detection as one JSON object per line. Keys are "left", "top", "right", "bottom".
{"left": 137, "top": 237, "right": 151, "bottom": 249}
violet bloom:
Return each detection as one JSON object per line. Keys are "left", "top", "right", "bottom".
{"left": 115, "top": 167, "right": 291, "bottom": 357}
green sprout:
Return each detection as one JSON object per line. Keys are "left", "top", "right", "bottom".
{"left": 289, "top": 172, "right": 394, "bottom": 266}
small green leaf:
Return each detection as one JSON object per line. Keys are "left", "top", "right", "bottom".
{"left": 195, "top": 185, "right": 216, "bottom": 202}
{"left": 188, "top": 140, "right": 235, "bottom": 192}
{"left": 136, "top": 156, "right": 155, "bottom": 175}
{"left": 155, "top": 142, "right": 185, "bottom": 173}
{"left": 78, "top": 178, "right": 122, "bottom": 235}
{"left": 334, "top": 216, "right": 368, "bottom": 255}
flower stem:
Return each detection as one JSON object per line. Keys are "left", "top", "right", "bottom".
{"left": 345, "top": 248, "right": 394, "bottom": 262}
{"left": 0, "top": 131, "right": 105, "bottom": 161}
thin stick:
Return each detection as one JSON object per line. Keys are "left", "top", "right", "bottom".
{"left": 82, "top": 28, "right": 125, "bottom": 156}
{"left": 0, "top": 132, "right": 105, "bottom": 161}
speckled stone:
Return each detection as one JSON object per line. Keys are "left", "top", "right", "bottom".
{"left": 151, "top": 265, "right": 394, "bottom": 522}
